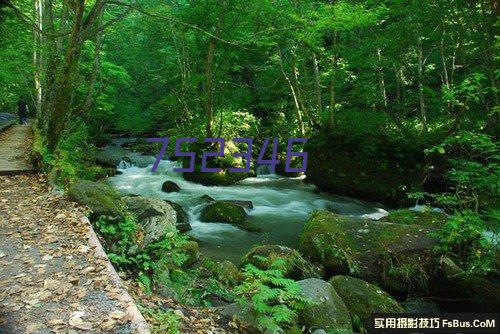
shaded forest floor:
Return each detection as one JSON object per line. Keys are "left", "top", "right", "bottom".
{"left": 0, "top": 175, "right": 134, "bottom": 333}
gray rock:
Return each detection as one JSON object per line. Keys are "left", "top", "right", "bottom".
{"left": 297, "top": 278, "right": 352, "bottom": 332}
{"left": 123, "top": 196, "right": 177, "bottom": 247}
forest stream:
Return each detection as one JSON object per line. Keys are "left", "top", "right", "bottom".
{"left": 104, "top": 139, "right": 387, "bottom": 263}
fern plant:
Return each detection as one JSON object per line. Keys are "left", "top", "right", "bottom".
{"left": 235, "top": 255, "right": 311, "bottom": 333}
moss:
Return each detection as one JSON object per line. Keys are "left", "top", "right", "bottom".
{"left": 200, "top": 201, "right": 247, "bottom": 224}
{"left": 241, "top": 245, "right": 320, "bottom": 280}
{"left": 329, "top": 275, "right": 403, "bottom": 326}
{"left": 181, "top": 240, "right": 200, "bottom": 268}
{"left": 381, "top": 209, "right": 448, "bottom": 228}
{"left": 299, "top": 211, "right": 438, "bottom": 291}
{"left": 67, "top": 180, "right": 127, "bottom": 219}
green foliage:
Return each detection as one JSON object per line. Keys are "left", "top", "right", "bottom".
{"left": 235, "top": 256, "right": 311, "bottom": 333}
{"left": 432, "top": 210, "right": 494, "bottom": 276}
{"left": 141, "top": 307, "right": 181, "bottom": 334}
{"left": 33, "top": 122, "right": 111, "bottom": 185}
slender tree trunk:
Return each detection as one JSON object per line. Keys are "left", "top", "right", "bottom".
{"left": 417, "top": 36, "right": 428, "bottom": 133}
{"left": 329, "top": 31, "right": 337, "bottom": 127}
{"left": 312, "top": 52, "right": 322, "bottom": 114}
{"left": 376, "top": 47, "right": 387, "bottom": 108}
{"left": 33, "top": 0, "right": 43, "bottom": 125}
{"left": 204, "top": 0, "right": 227, "bottom": 138}
{"left": 290, "top": 49, "right": 312, "bottom": 126}
{"left": 277, "top": 47, "right": 305, "bottom": 136}
{"left": 81, "top": 12, "right": 102, "bottom": 115}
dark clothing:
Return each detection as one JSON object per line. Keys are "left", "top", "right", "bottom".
{"left": 17, "top": 100, "right": 28, "bottom": 116}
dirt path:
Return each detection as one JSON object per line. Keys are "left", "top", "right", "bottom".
{"left": 0, "top": 124, "right": 33, "bottom": 175}
{"left": 0, "top": 175, "right": 145, "bottom": 333}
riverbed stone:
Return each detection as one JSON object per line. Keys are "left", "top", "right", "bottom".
{"left": 201, "top": 195, "right": 254, "bottom": 209}
{"left": 164, "top": 200, "right": 191, "bottom": 232}
{"left": 200, "top": 201, "right": 247, "bottom": 224}
{"left": 241, "top": 245, "right": 320, "bottom": 280}
{"left": 161, "top": 180, "right": 180, "bottom": 193}
{"left": 123, "top": 196, "right": 177, "bottom": 247}
{"left": 299, "top": 211, "right": 439, "bottom": 292}
{"left": 329, "top": 275, "right": 403, "bottom": 327}
{"left": 67, "top": 180, "right": 127, "bottom": 219}
{"left": 297, "top": 278, "right": 352, "bottom": 332}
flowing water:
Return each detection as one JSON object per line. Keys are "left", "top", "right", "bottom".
{"left": 104, "top": 140, "right": 388, "bottom": 263}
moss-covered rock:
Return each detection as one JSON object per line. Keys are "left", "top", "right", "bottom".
{"left": 67, "top": 180, "right": 127, "bottom": 219}
{"left": 297, "top": 278, "right": 352, "bottom": 332}
{"left": 380, "top": 209, "right": 447, "bottom": 228}
{"left": 299, "top": 211, "right": 439, "bottom": 292}
{"left": 241, "top": 245, "right": 320, "bottom": 280}
{"left": 329, "top": 275, "right": 403, "bottom": 327}
{"left": 215, "top": 260, "right": 241, "bottom": 286}
{"left": 200, "top": 201, "right": 247, "bottom": 224}
{"left": 305, "top": 129, "right": 429, "bottom": 207}
{"left": 181, "top": 240, "right": 200, "bottom": 268}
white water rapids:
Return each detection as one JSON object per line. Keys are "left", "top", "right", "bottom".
{"left": 105, "top": 141, "right": 388, "bottom": 263}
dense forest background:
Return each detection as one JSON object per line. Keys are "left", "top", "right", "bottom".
{"left": 0, "top": 0, "right": 498, "bottom": 332}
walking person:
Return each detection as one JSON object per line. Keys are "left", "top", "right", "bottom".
{"left": 16, "top": 96, "right": 28, "bottom": 125}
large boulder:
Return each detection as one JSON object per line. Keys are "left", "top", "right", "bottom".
{"left": 329, "top": 275, "right": 403, "bottom": 327}
{"left": 299, "top": 211, "right": 439, "bottom": 292}
{"left": 297, "top": 278, "right": 352, "bottom": 332}
{"left": 67, "top": 180, "right": 127, "bottom": 219}
{"left": 200, "top": 201, "right": 247, "bottom": 224}
{"left": 161, "top": 180, "right": 180, "bottom": 193}
{"left": 241, "top": 245, "right": 320, "bottom": 280}
{"left": 123, "top": 196, "right": 177, "bottom": 247}
{"left": 305, "top": 128, "right": 428, "bottom": 207}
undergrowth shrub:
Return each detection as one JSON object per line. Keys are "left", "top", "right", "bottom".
{"left": 235, "top": 255, "right": 311, "bottom": 333}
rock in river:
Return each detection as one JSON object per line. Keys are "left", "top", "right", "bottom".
{"left": 161, "top": 180, "right": 180, "bottom": 193}
{"left": 200, "top": 201, "right": 247, "bottom": 225}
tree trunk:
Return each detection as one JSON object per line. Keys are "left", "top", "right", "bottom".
{"left": 376, "top": 47, "right": 387, "bottom": 108}
{"left": 204, "top": 0, "right": 227, "bottom": 138}
{"left": 277, "top": 47, "right": 305, "bottom": 136}
{"left": 312, "top": 52, "right": 322, "bottom": 114}
{"left": 417, "top": 36, "right": 428, "bottom": 133}
{"left": 329, "top": 31, "right": 338, "bottom": 127}
{"left": 47, "top": 0, "right": 86, "bottom": 151}
{"left": 33, "top": 0, "right": 43, "bottom": 125}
